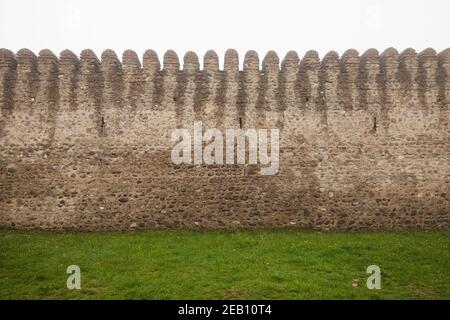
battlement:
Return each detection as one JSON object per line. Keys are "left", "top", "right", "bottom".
{"left": 1, "top": 47, "right": 449, "bottom": 113}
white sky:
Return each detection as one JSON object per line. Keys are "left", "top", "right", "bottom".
{"left": 0, "top": 0, "right": 449, "bottom": 68}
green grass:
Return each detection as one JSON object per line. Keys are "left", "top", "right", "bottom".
{"left": 0, "top": 229, "right": 449, "bottom": 299}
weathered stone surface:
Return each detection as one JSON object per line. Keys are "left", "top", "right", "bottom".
{"left": 0, "top": 48, "right": 449, "bottom": 231}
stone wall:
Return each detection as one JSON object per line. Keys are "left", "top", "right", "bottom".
{"left": 0, "top": 47, "right": 449, "bottom": 230}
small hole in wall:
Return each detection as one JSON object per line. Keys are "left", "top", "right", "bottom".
{"left": 373, "top": 116, "right": 377, "bottom": 132}
{"left": 101, "top": 116, "right": 105, "bottom": 133}
{"left": 239, "top": 117, "right": 243, "bottom": 129}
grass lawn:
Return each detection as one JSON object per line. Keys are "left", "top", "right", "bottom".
{"left": 0, "top": 229, "right": 449, "bottom": 299}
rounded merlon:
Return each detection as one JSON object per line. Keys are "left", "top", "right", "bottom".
{"left": 282, "top": 51, "right": 299, "bottom": 69}
{"left": 16, "top": 48, "right": 37, "bottom": 66}
{"left": 243, "top": 50, "right": 259, "bottom": 71}
{"left": 38, "top": 49, "right": 57, "bottom": 60}
{"left": 80, "top": 49, "right": 100, "bottom": 64}
{"left": 60, "top": 49, "right": 79, "bottom": 62}
{"left": 322, "top": 51, "right": 340, "bottom": 65}
{"left": 122, "top": 50, "right": 141, "bottom": 70}
{"left": 0, "top": 48, "right": 16, "bottom": 68}
{"left": 262, "top": 51, "right": 280, "bottom": 71}
{"left": 143, "top": 49, "right": 160, "bottom": 72}
{"left": 163, "top": 50, "right": 180, "bottom": 70}
{"left": 224, "top": 49, "right": 239, "bottom": 72}
{"left": 183, "top": 51, "right": 199, "bottom": 72}
{"left": 300, "top": 50, "right": 320, "bottom": 70}
{"left": 203, "top": 50, "right": 219, "bottom": 71}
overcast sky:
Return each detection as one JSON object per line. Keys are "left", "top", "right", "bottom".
{"left": 0, "top": 0, "right": 449, "bottom": 68}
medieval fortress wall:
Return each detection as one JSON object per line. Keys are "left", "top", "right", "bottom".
{"left": 0, "top": 47, "right": 449, "bottom": 230}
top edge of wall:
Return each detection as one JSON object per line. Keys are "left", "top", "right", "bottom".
{"left": 2, "top": 48, "right": 449, "bottom": 72}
